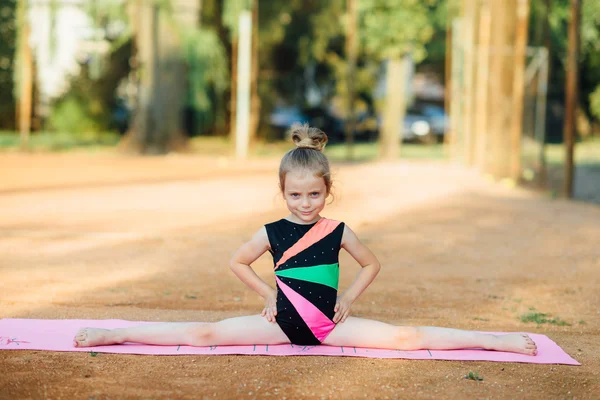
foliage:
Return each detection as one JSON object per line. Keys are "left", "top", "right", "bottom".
{"left": 530, "top": 0, "right": 600, "bottom": 121}
{"left": 464, "top": 371, "right": 483, "bottom": 381}
{"left": 360, "top": 0, "right": 435, "bottom": 62}
{"left": 181, "top": 27, "right": 229, "bottom": 114}
{"left": 0, "top": 0, "right": 16, "bottom": 129}
{"left": 49, "top": 96, "right": 103, "bottom": 135}
{"left": 223, "top": 0, "right": 252, "bottom": 37}
{"left": 290, "top": 0, "right": 438, "bottom": 117}
{"left": 47, "top": 40, "right": 132, "bottom": 135}
{"left": 590, "top": 86, "right": 600, "bottom": 121}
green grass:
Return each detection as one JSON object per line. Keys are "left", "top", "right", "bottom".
{"left": 326, "top": 142, "right": 447, "bottom": 162}
{"left": 0, "top": 131, "right": 120, "bottom": 152}
{"left": 188, "top": 136, "right": 448, "bottom": 161}
{"left": 464, "top": 371, "right": 484, "bottom": 381}
{"left": 1, "top": 129, "right": 448, "bottom": 161}
{"left": 520, "top": 312, "right": 571, "bottom": 326}
{"left": 545, "top": 138, "right": 600, "bottom": 166}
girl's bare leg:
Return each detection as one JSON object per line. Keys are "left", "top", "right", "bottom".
{"left": 323, "top": 317, "right": 537, "bottom": 355}
{"left": 73, "top": 315, "right": 290, "bottom": 348}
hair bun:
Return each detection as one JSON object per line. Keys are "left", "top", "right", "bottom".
{"left": 290, "top": 123, "right": 328, "bottom": 152}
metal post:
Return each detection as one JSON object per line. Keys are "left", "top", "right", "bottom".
{"left": 18, "top": 0, "right": 32, "bottom": 150}
{"left": 535, "top": 48, "right": 549, "bottom": 185}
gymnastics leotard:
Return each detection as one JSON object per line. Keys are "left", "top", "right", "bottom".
{"left": 265, "top": 217, "right": 345, "bottom": 345}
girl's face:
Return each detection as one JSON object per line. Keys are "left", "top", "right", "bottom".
{"left": 283, "top": 170, "right": 327, "bottom": 224}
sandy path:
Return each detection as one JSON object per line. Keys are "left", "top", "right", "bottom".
{"left": 1, "top": 153, "right": 599, "bottom": 399}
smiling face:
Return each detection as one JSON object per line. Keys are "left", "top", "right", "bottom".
{"left": 283, "top": 169, "right": 328, "bottom": 224}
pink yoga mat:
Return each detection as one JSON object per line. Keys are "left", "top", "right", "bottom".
{"left": 0, "top": 319, "right": 580, "bottom": 365}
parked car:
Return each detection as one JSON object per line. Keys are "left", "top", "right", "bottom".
{"left": 377, "top": 102, "right": 448, "bottom": 143}
{"left": 269, "top": 105, "right": 378, "bottom": 142}
{"left": 418, "top": 103, "right": 449, "bottom": 138}
{"left": 304, "top": 107, "right": 378, "bottom": 142}
{"left": 268, "top": 105, "right": 310, "bottom": 139}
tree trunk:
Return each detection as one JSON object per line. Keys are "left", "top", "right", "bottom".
{"left": 213, "top": 0, "right": 232, "bottom": 135}
{"left": 508, "top": 0, "right": 530, "bottom": 182}
{"left": 230, "top": 37, "right": 238, "bottom": 143}
{"left": 125, "top": 1, "right": 157, "bottom": 153}
{"left": 123, "top": 0, "right": 194, "bottom": 154}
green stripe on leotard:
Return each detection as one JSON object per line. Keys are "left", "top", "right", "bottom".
{"left": 274, "top": 263, "right": 339, "bottom": 290}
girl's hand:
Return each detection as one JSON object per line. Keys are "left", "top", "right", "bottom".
{"left": 333, "top": 295, "right": 353, "bottom": 323}
{"left": 261, "top": 290, "right": 278, "bottom": 322}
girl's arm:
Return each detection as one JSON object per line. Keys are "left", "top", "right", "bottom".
{"left": 229, "top": 226, "right": 278, "bottom": 322}
{"left": 334, "top": 224, "right": 381, "bottom": 323}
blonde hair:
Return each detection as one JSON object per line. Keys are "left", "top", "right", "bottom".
{"left": 279, "top": 123, "right": 332, "bottom": 195}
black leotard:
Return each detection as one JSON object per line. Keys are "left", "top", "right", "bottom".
{"left": 265, "top": 218, "right": 345, "bottom": 345}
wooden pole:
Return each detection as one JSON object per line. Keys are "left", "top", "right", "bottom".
{"left": 461, "top": 0, "right": 477, "bottom": 166}
{"left": 345, "top": 0, "right": 357, "bottom": 160}
{"left": 486, "top": 0, "right": 504, "bottom": 177}
{"left": 474, "top": 0, "right": 491, "bottom": 172}
{"left": 509, "top": 0, "right": 530, "bottom": 182}
{"left": 487, "top": 0, "right": 516, "bottom": 179}
{"left": 563, "top": 0, "right": 580, "bottom": 198}
{"left": 499, "top": 0, "right": 517, "bottom": 179}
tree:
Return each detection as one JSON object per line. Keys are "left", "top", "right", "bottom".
{"left": 124, "top": 0, "right": 228, "bottom": 153}
{"left": 359, "top": 0, "right": 435, "bottom": 159}
{"left": 529, "top": 0, "right": 600, "bottom": 140}
{"left": 0, "top": 0, "right": 17, "bottom": 130}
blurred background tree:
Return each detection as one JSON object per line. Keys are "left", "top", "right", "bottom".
{"left": 529, "top": 0, "right": 600, "bottom": 141}
{"left": 1, "top": 0, "right": 599, "bottom": 150}
{"left": 1, "top": 0, "right": 17, "bottom": 130}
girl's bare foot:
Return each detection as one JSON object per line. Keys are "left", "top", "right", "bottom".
{"left": 490, "top": 333, "right": 537, "bottom": 355}
{"left": 73, "top": 328, "right": 121, "bottom": 348}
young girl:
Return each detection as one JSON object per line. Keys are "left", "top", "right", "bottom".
{"left": 73, "top": 124, "right": 537, "bottom": 356}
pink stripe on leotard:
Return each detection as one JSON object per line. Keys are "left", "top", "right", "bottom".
{"left": 275, "top": 218, "right": 341, "bottom": 270}
{"left": 276, "top": 276, "right": 335, "bottom": 342}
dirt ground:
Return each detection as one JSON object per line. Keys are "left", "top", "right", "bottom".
{"left": 0, "top": 152, "right": 599, "bottom": 400}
